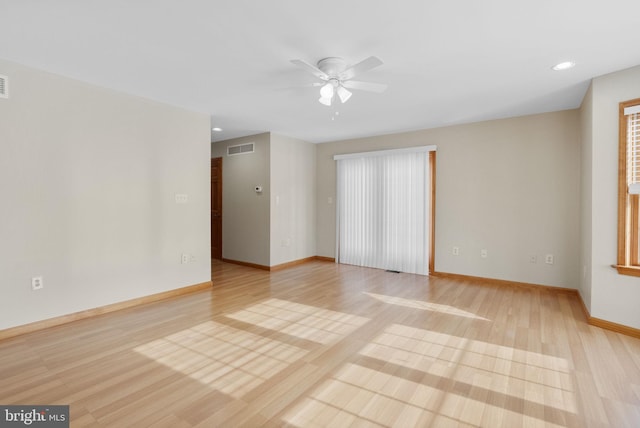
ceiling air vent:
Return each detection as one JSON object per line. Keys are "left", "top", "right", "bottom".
{"left": 0, "top": 75, "right": 8, "bottom": 99}
{"left": 227, "top": 143, "right": 254, "bottom": 156}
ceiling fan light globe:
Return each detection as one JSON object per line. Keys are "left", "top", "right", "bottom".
{"left": 337, "top": 86, "right": 352, "bottom": 103}
{"left": 319, "top": 96, "right": 332, "bottom": 106}
{"left": 320, "top": 82, "right": 334, "bottom": 99}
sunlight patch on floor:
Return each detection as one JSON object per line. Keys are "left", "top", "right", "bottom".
{"left": 364, "top": 292, "right": 490, "bottom": 321}
{"left": 283, "top": 363, "right": 440, "bottom": 427}
{"left": 361, "top": 325, "right": 576, "bottom": 411}
{"left": 226, "top": 298, "right": 370, "bottom": 344}
{"left": 381, "top": 324, "right": 571, "bottom": 374}
{"left": 134, "top": 299, "right": 369, "bottom": 399}
{"left": 282, "top": 362, "right": 570, "bottom": 428}
{"left": 283, "top": 323, "right": 576, "bottom": 427}
{"left": 134, "top": 320, "right": 307, "bottom": 398}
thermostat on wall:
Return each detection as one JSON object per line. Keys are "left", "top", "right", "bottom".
{"left": 255, "top": 185, "right": 263, "bottom": 193}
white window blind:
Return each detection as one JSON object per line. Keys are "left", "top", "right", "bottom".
{"left": 335, "top": 146, "right": 434, "bottom": 275}
{"left": 626, "top": 105, "right": 640, "bottom": 194}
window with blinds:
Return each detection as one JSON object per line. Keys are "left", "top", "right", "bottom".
{"left": 626, "top": 104, "right": 640, "bottom": 194}
{"left": 617, "top": 99, "right": 640, "bottom": 274}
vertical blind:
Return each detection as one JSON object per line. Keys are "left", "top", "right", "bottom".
{"left": 626, "top": 104, "right": 640, "bottom": 194}
{"left": 335, "top": 146, "right": 434, "bottom": 275}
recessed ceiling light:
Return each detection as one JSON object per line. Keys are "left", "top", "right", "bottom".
{"left": 552, "top": 61, "right": 575, "bottom": 71}
{"left": 212, "top": 127, "right": 223, "bottom": 132}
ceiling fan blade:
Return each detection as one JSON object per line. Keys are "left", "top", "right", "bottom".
{"left": 290, "top": 59, "right": 329, "bottom": 80}
{"left": 340, "top": 56, "right": 383, "bottom": 80}
{"left": 342, "top": 80, "right": 388, "bottom": 93}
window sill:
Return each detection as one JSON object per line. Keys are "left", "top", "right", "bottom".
{"left": 614, "top": 265, "right": 640, "bottom": 277}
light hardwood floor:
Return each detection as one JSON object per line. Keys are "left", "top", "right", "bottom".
{"left": 1, "top": 260, "right": 640, "bottom": 427}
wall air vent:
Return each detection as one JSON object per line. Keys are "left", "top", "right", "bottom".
{"left": 227, "top": 142, "right": 254, "bottom": 156}
{"left": 0, "top": 75, "right": 8, "bottom": 99}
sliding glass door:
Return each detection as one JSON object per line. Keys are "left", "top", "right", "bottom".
{"left": 335, "top": 147, "right": 434, "bottom": 275}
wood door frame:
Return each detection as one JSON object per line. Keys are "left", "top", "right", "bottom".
{"left": 429, "top": 151, "right": 436, "bottom": 275}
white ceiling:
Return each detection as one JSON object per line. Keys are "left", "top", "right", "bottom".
{"left": 1, "top": 1, "right": 640, "bottom": 143}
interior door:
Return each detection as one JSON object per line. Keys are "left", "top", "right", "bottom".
{"left": 211, "top": 157, "right": 223, "bottom": 260}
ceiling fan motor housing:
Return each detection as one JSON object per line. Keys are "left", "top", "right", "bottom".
{"left": 317, "top": 57, "right": 347, "bottom": 77}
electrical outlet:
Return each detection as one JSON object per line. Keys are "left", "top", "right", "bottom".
{"left": 545, "top": 254, "right": 554, "bottom": 265}
{"left": 181, "top": 253, "right": 189, "bottom": 264}
{"left": 529, "top": 255, "right": 537, "bottom": 264}
{"left": 31, "top": 276, "right": 43, "bottom": 290}
{"left": 452, "top": 246, "right": 460, "bottom": 256}
{"left": 175, "top": 194, "right": 188, "bottom": 204}
{"left": 481, "top": 249, "right": 488, "bottom": 258}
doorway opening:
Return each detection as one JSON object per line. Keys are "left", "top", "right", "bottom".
{"left": 211, "top": 157, "right": 222, "bottom": 260}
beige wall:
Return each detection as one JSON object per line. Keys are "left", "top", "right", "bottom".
{"left": 317, "top": 110, "right": 581, "bottom": 289}
{"left": 270, "top": 133, "right": 316, "bottom": 266}
{"left": 0, "top": 59, "right": 211, "bottom": 330}
{"left": 211, "top": 133, "right": 271, "bottom": 266}
{"left": 586, "top": 65, "right": 640, "bottom": 329}
{"left": 212, "top": 132, "right": 316, "bottom": 267}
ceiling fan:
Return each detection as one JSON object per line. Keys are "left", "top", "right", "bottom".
{"left": 290, "top": 56, "right": 387, "bottom": 106}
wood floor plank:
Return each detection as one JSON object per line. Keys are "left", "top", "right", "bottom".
{"left": 1, "top": 259, "right": 640, "bottom": 427}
